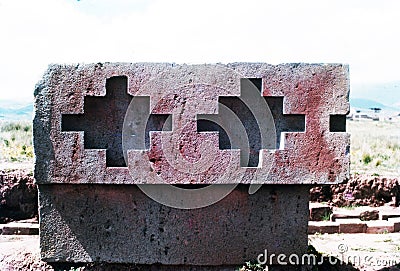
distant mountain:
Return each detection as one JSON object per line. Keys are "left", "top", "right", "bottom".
{"left": 0, "top": 98, "right": 33, "bottom": 109}
{"left": 351, "top": 81, "right": 400, "bottom": 108}
{"left": 0, "top": 102, "right": 34, "bottom": 121}
{"left": 349, "top": 98, "right": 399, "bottom": 111}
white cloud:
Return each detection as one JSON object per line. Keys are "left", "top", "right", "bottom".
{"left": 0, "top": 0, "right": 399, "bottom": 100}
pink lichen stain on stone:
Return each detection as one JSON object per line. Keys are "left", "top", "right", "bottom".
{"left": 264, "top": 68, "right": 345, "bottom": 182}
{"left": 36, "top": 63, "right": 349, "bottom": 185}
{"left": 151, "top": 94, "right": 181, "bottom": 114}
{"left": 147, "top": 131, "right": 234, "bottom": 184}
{"left": 178, "top": 129, "right": 203, "bottom": 163}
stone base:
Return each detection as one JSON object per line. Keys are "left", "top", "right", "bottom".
{"left": 39, "top": 184, "right": 309, "bottom": 266}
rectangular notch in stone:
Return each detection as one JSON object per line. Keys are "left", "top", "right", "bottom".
{"left": 329, "top": 115, "right": 347, "bottom": 132}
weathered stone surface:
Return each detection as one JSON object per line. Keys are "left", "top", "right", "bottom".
{"left": 39, "top": 184, "right": 309, "bottom": 264}
{"left": 34, "top": 63, "right": 348, "bottom": 265}
{"left": 359, "top": 210, "right": 379, "bottom": 221}
{"left": 381, "top": 212, "right": 400, "bottom": 220}
{"left": 337, "top": 219, "right": 367, "bottom": 233}
{"left": 388, "top": 217, "right": 400, "bottom": 232}
{"left": 1, "top": 222, "right": 39, "bottom": 235}
{"left": 365, "top": 220, "right": 394, "bottom": 234}
{"left": 308, "top": 221, "right": 339, "bottom": 234}
{"left": 331, "top": 213, "right": 359, "bottom": 222}
{"left": 34, "top": 63, "right": 350, "bottom": 185}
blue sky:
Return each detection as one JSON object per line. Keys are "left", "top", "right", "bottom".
{"left": 0, "top": 0, "right": 399, "bottom": 101}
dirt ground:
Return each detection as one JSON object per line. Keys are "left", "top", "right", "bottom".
{"left": 0, "top": 235, "right": 52, "bottom": 270}
{"left": 309, "top": 233, "right": 400, "bottom": 271}
{"left": 1, "top": 234, "right": 400, "bottom": 271}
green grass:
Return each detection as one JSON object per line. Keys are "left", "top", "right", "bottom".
{"left": 321, "top": 211, "right": 331, "bottom": 221}
{"left": 0, "top": 121, "right": 33, "bottom": 163}
{"left": 348, "top": 120, "right": 400, "bottom": 176}
{"left": 340, "top": 205, "right": 358, "bottom": 210}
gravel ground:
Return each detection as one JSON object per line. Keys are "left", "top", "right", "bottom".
{"left": 0, "top": 235, "right": 53, "bottom": 270}
{"left": 309, "top": 233, "right": 400, "bottom": 271}
{"left": 1, "top": 234, "right": 400, "bottom": 271}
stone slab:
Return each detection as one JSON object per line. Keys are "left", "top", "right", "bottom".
{"left": 336, "top": 219, "right": 367, "bottom": 233}
{"left": 1, "top": 222, "right": 39, "bottom": 235}
{"left": 308, "top": 221, "right": 339, "bottom": 234}
{"left": 388, "top": 217, "right": 400, "bottom": 232}
{"left": 39, "top": 184, "right": 309, "bottom": 264}
{"left": 381, "top": 214, "right": 400, "bottom": 220}
{"left": 331, "top": 213, "right": 359, "bottom": 222}
{"left": 34, "top": 63, "right": 350, "bottom": 185}
{"left": 359, "top": 210, "right": 379, "bottom": 221}
{"left": 309, "top": 203, "right": 332, "bottom": 221}
{"left": 331, "top": 209, "right": 379, "bottom": 221}
{"left": 365, "top": 220, "right": 394, "bottom": 234}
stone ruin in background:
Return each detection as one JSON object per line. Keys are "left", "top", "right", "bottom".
{"left": 34, "top": 63, "right": 349, "bottom": 269}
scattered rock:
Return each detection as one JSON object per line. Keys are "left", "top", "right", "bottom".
{"left": 360, "top": 210, "right": 379, "bottom": 221}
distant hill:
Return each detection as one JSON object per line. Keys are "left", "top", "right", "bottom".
{"left": 0, "top": 102, "right": 33, "bottom": 121}
{"left": 349, "top": 98, "right": 399, "bottom": 111}
{"left": 351, "top": 81, "right": 400, "bottom": 108}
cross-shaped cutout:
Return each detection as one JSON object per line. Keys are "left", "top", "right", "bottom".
{"left": 197, "top": 78, "right": 306, "bottom": 167}
{"left": 61, "top": 76, "right": 346, "bottom": 169}
{"left": 61, "top": 76, "right": 171, "bottom": 167}
{"left": 198, "top": 78, "right": 348, "bottom": 167}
